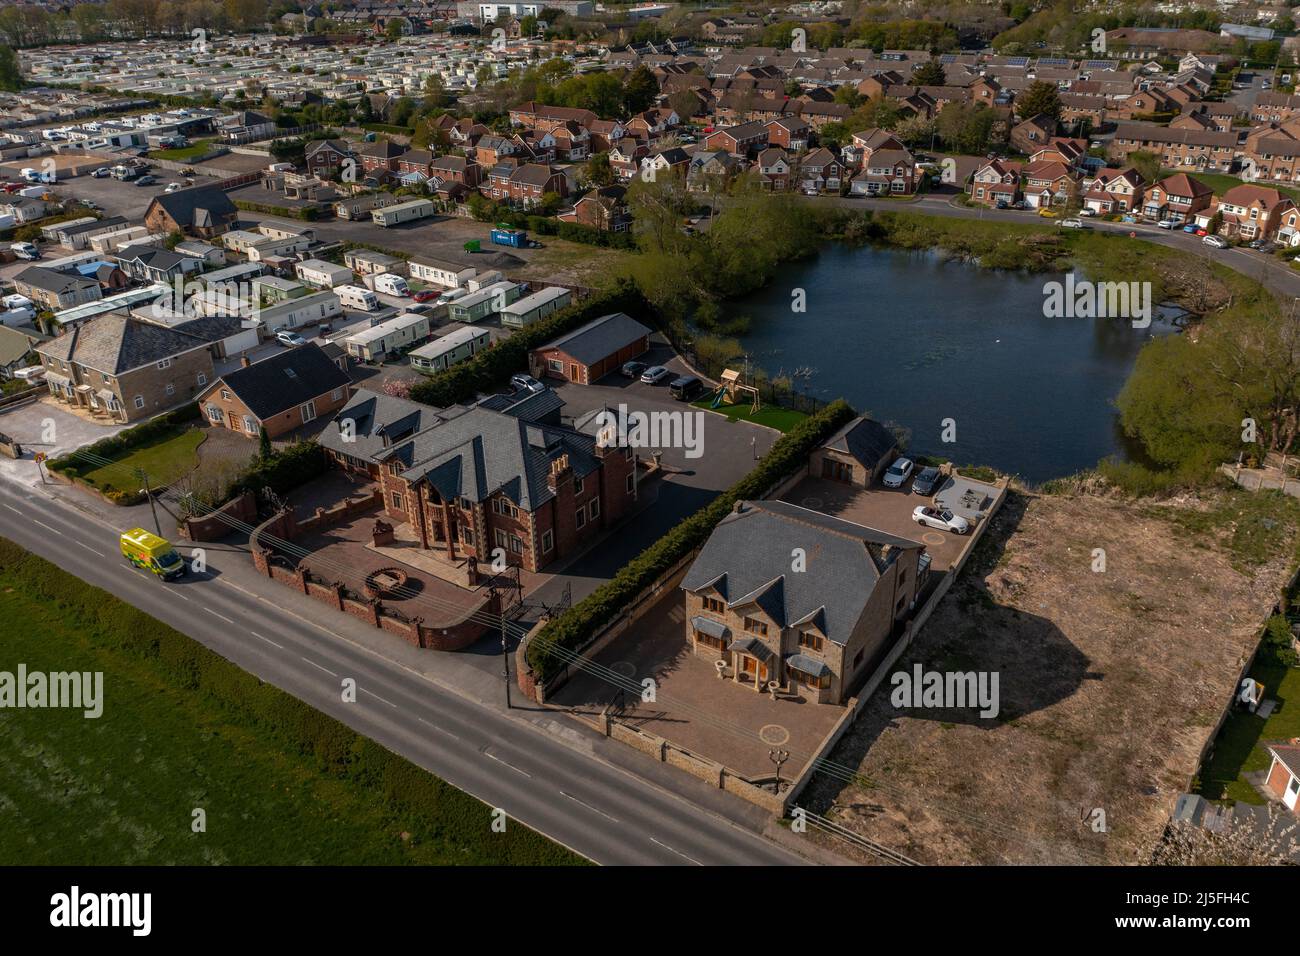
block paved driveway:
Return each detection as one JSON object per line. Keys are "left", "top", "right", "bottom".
{"left": 0, "top": 398, "right": 126, "bottom": 487}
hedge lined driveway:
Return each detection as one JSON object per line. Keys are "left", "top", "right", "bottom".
{"left": 0, "top": 399, "right": 127, "bottom": 488}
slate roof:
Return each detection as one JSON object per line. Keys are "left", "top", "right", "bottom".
{"left": 681, "top": 500, "right": 921, "bottom": 647}
{"left": 379, "top": 405, "right": 603, "bottom": 511}
{"left": 319, "top": 387, "right": 461, "bottom": 463}
{"left": 536, "top": 312, "right": 651, "bottom": 365}
{"left": 15, "top": 267, "right": 100, "bottom": 296}
{"left": 148, "top": 186, "right": 238, "bottom": 231}
{"left": 821, "top": 416, "right": 897, "bottom": 469}
{"left": 212, "top": 343, "right": 350, "bottom": 421}
{"left": 36, "top": 312, "right": 208, "bottom": 375}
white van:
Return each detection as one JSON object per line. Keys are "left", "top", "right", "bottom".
{"left": 336, "top": 284, "right": 380, "bottom": 312}
{"left": 10, "top": 242, "right": 40, "bottom": 260}
{"left": 13, "top": 365, "right": 45, "bottom": 382}
{"left": 267, "top": 162, "right": 295, "bottom": 173}
{"left": 20, "top": 168, "right": 54, "bottom": 184}
{"left": 2, "top": 293, "right": 34, "bottom": 311}
{"left": 374, "top": 273, "right": 410, "bottom": 297}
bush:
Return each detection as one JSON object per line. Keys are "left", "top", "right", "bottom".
{"left": 1261, "top": 613, "right": 1300, "bottom": 668}
{"left": 408, "top": 281, "right": 650, "bottom": 407}
{"left": 226, "top": 440, "right": 328, "bottom": 498}
{"left": 525, "top": 399, "right": 857, "bottom": 682}
{"left": 48, "top": 403, "right": 201, "bottom": 478}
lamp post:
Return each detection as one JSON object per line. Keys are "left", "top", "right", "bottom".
{"left": 769, "top": 748, "right": 790, "bottom": 785}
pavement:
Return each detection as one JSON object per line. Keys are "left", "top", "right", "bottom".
{"left": 0, "top": 441, "right": 818, "bottom": 865}
{"left": 0, "top": 397, "right": 125, "bottom": 487}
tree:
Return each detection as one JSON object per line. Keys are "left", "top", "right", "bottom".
{"left": 0, "top": 45, "right": 20, "bottom": 92}
{"left": 584, "top": 151, "right": 615, "bottom": 188}
{"left": 258, "top": 425, "right": 273, "bottom": 460}
{"left": 1017, "top": 80, "right": 1062, "bottom": 122}
{"left": 621, "top": 65, "right": 659, "bottom": 115}
{"left": 667, "top": 89, "right": 701, "bottom": 124}
{"left": 911, "top": 60, "right": 947, "bottom": 87}
{"left": 1127, "top": 150, "right": 1161, "bottom": 185}
{"left": 936, "top": 103, "right": 998, "bottom": 154}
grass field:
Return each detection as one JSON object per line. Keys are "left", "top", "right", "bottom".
{"left": 79, "top": 426, "right": 204, "bottom": 492}
{"left": 0, "top": 539, "right": 583, "bottom": 865}
{"left": 695, "top": 399, "right": 807, "bottom": 432}
{"left": 156, "top": 139, "right": 214, "bottom": 162}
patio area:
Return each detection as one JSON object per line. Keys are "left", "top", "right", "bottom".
{"left": 550, "top": 590, "right": 846, "bottom": 779}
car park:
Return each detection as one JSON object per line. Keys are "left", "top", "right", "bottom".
{"left": 275, "top": 330, "right": 307, "bottom": 347}
{"left": 1203, "top": 235, "right": 1228, "bottom": 249}
{"left": 640, "top": 365, "right": 671, "bottom": 385}
{"left": 911, "top": 466, "right": 942, "bottom": 496}
{"left": 912, "top": 505, "right": 970, "bottom": 534}
{"left": 882, "top": 457, "right": 914, "bottom": 489}
{"left": 621, "top": 360, "right": 648, "bottom": 378}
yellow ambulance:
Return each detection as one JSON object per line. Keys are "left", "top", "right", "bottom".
{"left": 119, "top": 528, "right": 187, "bottom": 581}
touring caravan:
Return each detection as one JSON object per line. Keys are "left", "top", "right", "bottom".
{"left": 336, "top": 284, "right": 380, "bottom": 312}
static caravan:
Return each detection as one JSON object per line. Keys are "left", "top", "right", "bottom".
{"left": 344, "top": 311, "right": 430, "bottom": 361}
{"left": 256, "top": 220, "right": 315, "bottom": 243}
{"left": 246, "top": 236, "right": 311, "bottom": 262}
{"left": 344, "top": 249, "right": 406, "bottom": 276}
{"left": 371, "top": 198, "right": 436, "bottom": 228}
{"left": 501, "top": 286, "right": 571, "bottom": 329}
{"left": 255, "top": 290, "right": 341, "bottom": 333}
{"left": 409, "top": 326, "right": 491, "bottom": 374}
{"left": 466, "top": 270, "right": 504, "bottom": 292}
{"left": 408, "top": 256, "right": 475, "bottom": 289}
{"left": 447, "top": 280, "right": 521, "bottom": 324}
{"left": 295, "top": 258, "right": 354, "bottom": 289}
{"left": 336, "top": 284, "right": 381, "bottom": 312}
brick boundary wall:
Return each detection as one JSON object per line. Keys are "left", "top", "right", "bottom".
{"left": 180, "top": 490, "right": 257, "bottom": 541}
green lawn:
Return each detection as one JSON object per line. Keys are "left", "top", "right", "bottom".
{"left": 156, "top": 139, "right": 214, "bottom": 162}
{"left": 696, "top": 398, "right": 808, "bottom": 433}
{"left": 79, "top": 426, "right": 204, "bottom": 493}
{"left": 1196, "top": 663, "right": 1300, "bottom": 804}
{"left": 0, "top": 538, "right": 582, "bottom": 865}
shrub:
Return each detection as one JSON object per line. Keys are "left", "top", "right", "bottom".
{"left": 408, "top": 281, "right": 650, "bottom": 407}
{"left": 525, "top": 399, "right": 856, "bottom": 681}
{"left": 226, "top": 440, "right": 328, "bottom": 498}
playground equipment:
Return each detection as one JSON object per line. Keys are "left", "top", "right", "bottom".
{"left": 719, "top": 368, "right": 760, "bottom": 413}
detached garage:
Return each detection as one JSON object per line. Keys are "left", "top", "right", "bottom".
{"left": 810, "top": 416, "right": 898, "bottom": 487}
{"left": 530, "top": 312, "right": 650, "bottom": 385}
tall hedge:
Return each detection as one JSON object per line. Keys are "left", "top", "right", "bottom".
{"left": 226, "top": 440, "right": 329, "bottom": 498}
{"left": 0, "top": 537, "right": 581, "bottom": 866}
{"left": 525, "top": 399, "right": 857, "bottom": 682}
{"left": 408, "top": 280, "right": 651, "bottom": 408}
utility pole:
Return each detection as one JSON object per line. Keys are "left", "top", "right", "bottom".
{"left": 135, "top": 466, "right": 160, "bottom": 536}
{"left": 495, "top": 585, "right": 512, "bottom": 710}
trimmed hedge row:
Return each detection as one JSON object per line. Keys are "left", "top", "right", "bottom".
{"left": 408, "top": 280, "right": 650, "bottom": 408}
{"left": 525, "top": 399, "right": 857, "bottom": 682}
{"left": 226, "top": 440, "right": 329, "bottom": 499}
{"left": 0, "top": 537, "right": 582, "bottom": 866}
{"left": 48, "top": 403, "right": 201, "bottom": 478}
{"left": 484, "top": 207, "right": 637, "bottom": 250}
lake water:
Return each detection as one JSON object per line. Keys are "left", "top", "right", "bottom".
{"left": 725, "top": 244, "right": 1181, "bottom": 483}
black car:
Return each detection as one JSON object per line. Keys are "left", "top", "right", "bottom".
{"left": 911, "top": 465, "right": 942, "bottom": 496}
{"left": 621, "top": 360, "right": 647, "bottom": 378}
{"left": 669, "top": 374, "right": 704, "bottom": 401}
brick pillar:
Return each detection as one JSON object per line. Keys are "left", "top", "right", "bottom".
{"left": 547, "top": 453, "right": 577, "bottom": 558}
{"left": 295, "top": 565, "right": 310, "bottom": 593}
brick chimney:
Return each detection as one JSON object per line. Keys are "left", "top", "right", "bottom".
{"left": 547, "top": 453, "right": 571, "bottom": 493}
{"left": 240, "top": 354, "right": 251, "bottom": 368}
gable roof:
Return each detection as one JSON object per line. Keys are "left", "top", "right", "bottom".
{"left": 210, "top": 342, "right": 350, "bottom": 421}
{"left": 36, "top": 312, "right": 207, "bottom": 375}
{"left": 681, "top": 500, "right": 922, "bottom": 647}
{"left": 148, "top": 186, "right": 238, "bottom": 230}
{"left": 536, "top": 312, "right": 651, "bottom": 365}
{"left": 821, "top": 417, "right": 897, "bottom": 469}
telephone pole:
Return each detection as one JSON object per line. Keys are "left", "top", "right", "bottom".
{"left": 495, "top": 585, "right": 512, "bottom": 710}
{"left": 135, "top": 467, "right": 161, "bottom": 536}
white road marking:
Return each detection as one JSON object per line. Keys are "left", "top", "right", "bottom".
{"left": 363, "top": 689, "right": 397, "bottom": 708}
{"left": 249, "top": 631, "right": 283, "bottom": 649}
{"left": 202, "top": 607, "right": 234, "bottom": 624}
{"left": 418, "top": 716, "right": 461, "bottom": 740}
{"left": 650, "top": 837, "right": 702, "bottom": 865}
{"left": 484, "top": 751, "right": 532, "bottom": 777}
{"left": 74, "top": 541, "right": 104, "bottom": 557}
{"left": 301, "top": 656, "right": 338, "bottom": 677}
{"left": 3, "top": 504, "right": 21, "bottom": 514}
{"left": 32, "top": 519, "right": 62, "bottom": 535}
{"left": 560, "top": 791, "right": 620, "bottom": 823}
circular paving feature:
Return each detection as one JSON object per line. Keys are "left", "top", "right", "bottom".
{"left": 610, "top": 661, "right": 636, "bottom": 677}
{"left": 364, "top": 566, "right": 409, "bottom": 600}
{"left": 759, "top": 723, "right": 790, "bottom": 745}
{"left": 921, "top": 532, "right": 946, "bottom": 546}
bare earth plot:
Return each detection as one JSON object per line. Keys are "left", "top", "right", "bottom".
{"left": 801, "top": 490, "right": 1293, "bottom": 865}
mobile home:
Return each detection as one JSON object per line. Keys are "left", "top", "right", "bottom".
{"left": 255, "top": 290, "right": 341, "bottom": 333}
{"left": 501, "top": 286, "right": 571, "bottom": 329}
{"left": 371, "top": 198, "right": 436, "bottom": 227}
{"left": 295, "top": 258, "right": 354, "bottom": 289}
{"left": 408, "top": 256, "right": 475, "bottom": 289}
{"left": 336, "top": 284, "right": 380, "bottom": 312}
{"left": 344, "top": 311, "right": 431, "bottom": 361}
{"left": 447, "top": 280, "right": 521, "bottom": 324}
{"left": 409, "top": 326, "right": 491, "bottom": 374}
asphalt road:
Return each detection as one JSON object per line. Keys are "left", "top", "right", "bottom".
{"left": 0, "top": 480, "right": 807, "bottom": 866}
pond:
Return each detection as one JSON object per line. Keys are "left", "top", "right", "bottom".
{"left": 724, "top": 244, "right": 1183, "bottom": 483}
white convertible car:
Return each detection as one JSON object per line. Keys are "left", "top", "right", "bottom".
{"left": 911, "top": 506, "right": 970, "bottom": 535}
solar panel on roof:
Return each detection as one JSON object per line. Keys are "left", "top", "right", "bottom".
{"left": 1035, "top": 57, "right": 1070, "bottom": 67}
{"left": 1005, "top": 56, "right": 1029, "bottom": 66}
{"left": 1081, "top": 59, "right": 1117, "bottom": 70}
{"left": 938, "top": 53, "right": 957, "bottom": 63}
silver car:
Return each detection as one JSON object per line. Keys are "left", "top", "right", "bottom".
{"left": 882, "top": 457, "right": 914, "bottom": 488}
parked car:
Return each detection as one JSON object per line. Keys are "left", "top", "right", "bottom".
{"left": 90, "top": 167, "right": 111, "bottom": 178}
{"left": 134, "top": 174, "right": 157, "bottom": 186}
{"left": 1182, "top": 224, "right": 1198, "bottom": 234}
{"left": 1012, "top": 200, "right": 1029, "bottom": 210}
{"left": 1203, "top": 235, "right": 1228, "bottom": 249}
{"left": 882, "top": 457, "right": 915, "bottom": 489}
{"left": 412, "top": 289, "right": 440, "bottom": 303}
{"left": 509, "top": 373, "right": 544, "bottom": 394}
{"left": 994, "top": 200, "right": 1009, "bottom": 210}
{"left": 1079, "top": 207, "right": 1097, "bottom": 217}
{"left": 640, "top": 365, "right": 672, "bottom": 385}
{"left": 912, "top": 505, "right": 970, "bottom": 534}
{"left": 1156, "top": 219, "right": 1178, "bottom": 230}
{"left": 10, "top": 241, "right": 40, "bottom": 260}
{"left": 164, "top": 182, "right": 182, "bottom": 193}
{"left": 1059, "top": 218, "right": 1086, "bottom": 229}
{"left": 911, "top": 466, "right": 942, "bottom": 496}
{"left": 621, "top": 360, "right": 647, "bottom": 378}
{"left": 669, "top": 374, "right": 704, "bottom": 401}
{"left": 275, "top": 330, "right": 307, "bottom": 347}
{"left": 1037, "top": 207, "right": 1060, "bottom": 218}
